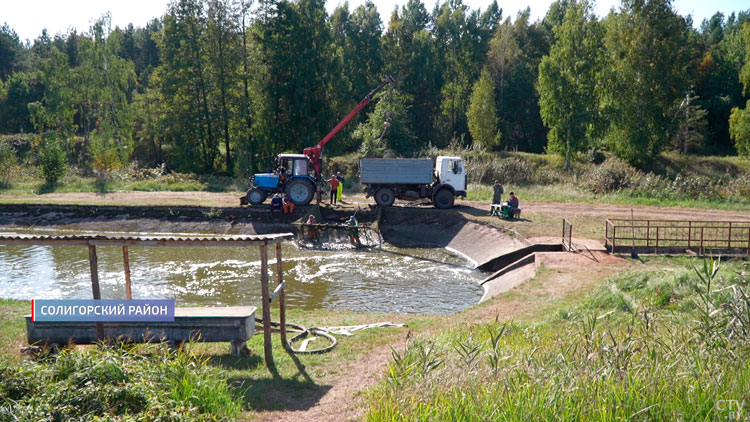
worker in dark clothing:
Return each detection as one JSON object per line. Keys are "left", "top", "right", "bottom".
{"left": 270, "top": 193, "right": 283, "bottom": 213}
{"left": 490, "top": 180, "right": 504, "bottom": 216}
{"left": 507, "top": 192, "right": 519, "bottom": 218}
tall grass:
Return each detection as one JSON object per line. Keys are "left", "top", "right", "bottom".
{"left": 0, "top": 343, "right": 241, "bottom": 421}
{"left": 367, "top": 258, "right": 750, "bottom": 421}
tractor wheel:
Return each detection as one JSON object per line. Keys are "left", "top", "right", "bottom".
{"left": 247, "top": 187, "right": 266, "bottom": 205}
{"left": 286, "top": 180, "right": 314, "bottom": 205}
{"left": 433, "top": 188, "right": 455, "bottom": 209}
{"left": 374, "top": 187, "right": 395, "bottom": 207}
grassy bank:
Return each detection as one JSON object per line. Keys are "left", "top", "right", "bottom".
{"left": 2, "top": 152, "right": 749, "bottom": 212}
{"left": 365, "top": 257, "right": 750, "bottom": 420}
{"left": 0, "top": 298, "right": 421, "bottom": 421}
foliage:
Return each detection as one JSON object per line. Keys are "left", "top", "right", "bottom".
{"left": 728, "top": 23, "right": 750, "bottom": 156}
{"left": 538, "top": 0, "right": 603, "bottom": 169}
{"left": 466, "top": 155, "right": 535, "bottom": 185}
{"left": 36, "top": 134, "right": 67, "bottom": 184}
{"left": 367, "top": 259, "right": 750, "bottom": 421}
{"left": 353, "top": 89, "right": 415, "bottom": 157}
{"left": 599, "top": 0, "right": 694, "bottom": 167}
{"left": 0, "top": 344, "right": 241, "bottom": 421}
{"left": 579, "top": 157, "right": 637, "bottom": 193}
{"left": 467, "top": 68, "right": 501, "bottom": 151}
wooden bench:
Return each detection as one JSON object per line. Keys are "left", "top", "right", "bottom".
{"left": 25, "top": 306, "right": 256, "bottom": 356}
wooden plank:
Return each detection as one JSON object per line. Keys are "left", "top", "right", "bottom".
{"left": 260, "top": 244, "right": 274, "bottom": 368}
{"left": 123, "top": 246, "right": 132, "bottom": 299}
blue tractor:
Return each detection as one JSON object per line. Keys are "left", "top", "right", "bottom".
{"left": 244, "top": 154, "right": 318, "bottom": 206}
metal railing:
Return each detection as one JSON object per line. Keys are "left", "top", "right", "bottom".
{"left": 562, "top": 218, "right": 573, "bottom": 251}
{"left": 605, "top": 219, "right": 750, "bottom": 256}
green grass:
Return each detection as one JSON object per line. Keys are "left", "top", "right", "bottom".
{"left": 0, "top": 171, "right": 247, "bottom": 196}
{"left": 0, "top": 298, "right": 419, "bottom": 420}
{"left": 365, "top": 257, "right": 750, "bottom": 421}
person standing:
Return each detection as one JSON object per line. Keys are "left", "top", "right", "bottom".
{"left": 326, "top": 175, "right": 340, "bottom": 205}
{"left": 492, "top": 180, "right": 504, "bottom": 205}
{"left": 336, "top": 171, "right": 345, "bottom": 203}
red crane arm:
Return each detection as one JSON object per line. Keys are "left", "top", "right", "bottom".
{"left": 304, "top": 75, "right": 394, "bottom": 174}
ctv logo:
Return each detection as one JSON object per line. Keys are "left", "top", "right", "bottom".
{"left": 716, "top": 400, "right": 745, "bottom": 420}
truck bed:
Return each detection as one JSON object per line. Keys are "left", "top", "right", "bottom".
{"left": 359, "top": 158, "right": 433, "bottom": 185}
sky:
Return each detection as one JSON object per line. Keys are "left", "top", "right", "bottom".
{"left": 3, "top": 0, "right": 748, "bottom": 44}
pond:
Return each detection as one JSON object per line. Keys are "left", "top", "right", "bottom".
{"left": 0, "top": 232, "right": 484, "bottom": 315}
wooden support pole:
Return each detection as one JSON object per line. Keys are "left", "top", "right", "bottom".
{"left": 88, "top": 244, "right": 103, "bottom": 340}
{"left": 276, "top": 242, "right": 287, "bottom": 351}
{"left": 122, "top": 246, "right": 132, "bottom": 299}
{"left": 259, "top": 244, "right": 274, "bottom": 368}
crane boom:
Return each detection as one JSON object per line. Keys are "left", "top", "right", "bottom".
{"left": 303, "top": 75, "right": 394, "bottom": 174}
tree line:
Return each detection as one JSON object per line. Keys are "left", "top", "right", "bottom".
{"left": 0, "top": 0, "right": 749, "bottom": 179}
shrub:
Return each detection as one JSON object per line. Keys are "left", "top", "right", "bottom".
{"left": 0, "top": 141, "right": 18, "bottom": 188}
{"left": 467, "top": 156, "right": 534, "bottom": 185}
{"left": 579, "top": 157, "right": 637, "bottom": 193}
{"left": 36, "top": 134, "right": 67, "bottom": 185}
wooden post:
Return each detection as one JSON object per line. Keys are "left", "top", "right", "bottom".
{"left": 687, "top": 221, "right": 691, "bottom": 250}
{"left": 568, "top": 222, "right": 572, "bottom": 251}
{"left": 655, "top": 227, "right": 659, "bottom": 255}
{"left": 612, "top": 225, "right": 616, "bottom": 253}
{"left": 276, "top": 242, "right": 287, "bottom": 351}
{"left": 122, "top": 246, "right": 132, "bottom": 299}
{"left": 746, "top": 227, "right": 749, "bottom": 256}
{"left": 646, "top": 221, "right": 650, "bottom": 247}
{"left": 88, "top": 244, "right": 103, "bottom": 340}
{"left": 259, "top": 244, "right": 274, "bottom": 368}
{"left": 700, "top": 227, "right": 704, "bottom": 256}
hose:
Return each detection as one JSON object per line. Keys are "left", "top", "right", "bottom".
{"left": 255, "top": 318, "right": 338, "bottom": 354}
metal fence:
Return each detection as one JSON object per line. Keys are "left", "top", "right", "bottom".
{"left": 605, "top": 219, "right": 750, "bottom": 256}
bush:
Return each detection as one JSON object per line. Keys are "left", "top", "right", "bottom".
{"left": 36, "top": 134, "right": 67, "bottom": 185}
{"left": 0, "top": 141, "right": 18, "bottom": 188}
{"left": 579, "top": 157, "right": 637, "bottom": 193}
{"left": 467, "top": 156, "right": 534, "bottom": 185}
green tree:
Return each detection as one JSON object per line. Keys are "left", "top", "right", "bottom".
{"left": 466, "top": 67, "right": 500, "bottom": 150}
{"left": 353, "top": 88, "right": 414, "bottom": 156}
{"left": 599, "top": 0, "right": 693, "bottom": 167}
{"left": 729, "top": 22, "right": 750, "bottom": 156}
{"left": 433, "top": 0, "right": 483, "bottom": 145}
{"left": 382, "top": 0, "right": 440, "bottom": 148}
{"left": 538, "top": 0, "right": 602, "bottom": 169}
{"left": 671, "top": 92, "right": 708, "bottom": 153}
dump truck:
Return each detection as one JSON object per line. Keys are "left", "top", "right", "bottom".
{"left": 359, "top": 156, "right": 467, "bottom": 209}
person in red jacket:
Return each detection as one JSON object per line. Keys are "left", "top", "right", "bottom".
{"left": 326, "top": 176, "right": 340, "bottom": 205}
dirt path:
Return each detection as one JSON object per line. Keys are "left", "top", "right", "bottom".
{"left": 3, "top": 191, "right": 747, "bottom": 222}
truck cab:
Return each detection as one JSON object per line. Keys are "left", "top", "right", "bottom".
{"left": 435, "top": 156, "right": 466, "bottom": 196}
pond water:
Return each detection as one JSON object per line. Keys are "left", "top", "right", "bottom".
{"left": 0, "top": 232, "right": 484, "bottom": 314}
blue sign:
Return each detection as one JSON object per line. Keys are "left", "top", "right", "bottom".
{"left": 32, "top": 299, "right": 175, "bottom": 322}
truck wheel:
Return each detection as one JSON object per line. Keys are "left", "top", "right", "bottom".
{"left": 286, "top": 180, "right": 314, "bottom": 205}
{"left": 247, "top": 187, "right": 266, "bottom": 205}
{"left": 374, "top": 187, "right": 395, "bottom": 207}
{"left": 433, "top": 188, "right": 454, "bottom": 209}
